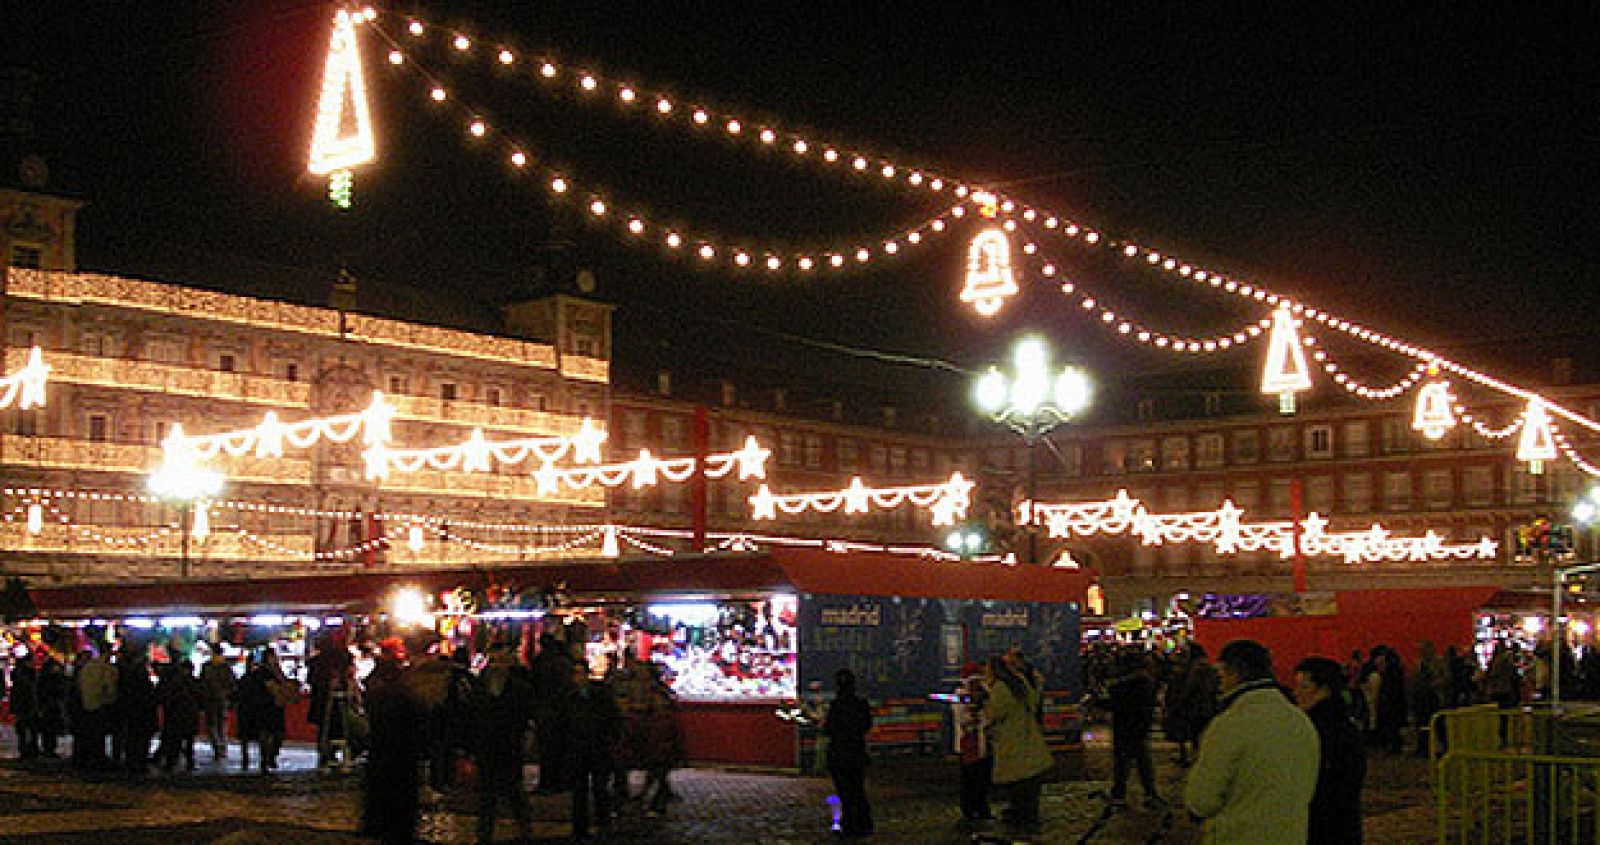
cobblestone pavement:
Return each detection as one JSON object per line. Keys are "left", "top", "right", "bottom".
{"left": 0, "top": 728, "right": 1434, "bottom": 843}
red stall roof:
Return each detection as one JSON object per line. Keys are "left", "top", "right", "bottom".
{"left": 23, "top": 549, "right": 1090, "bottom": 616}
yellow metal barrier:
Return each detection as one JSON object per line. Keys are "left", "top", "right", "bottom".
{"left": 1432, "top": 706, "right": 1600, "bottom": 844}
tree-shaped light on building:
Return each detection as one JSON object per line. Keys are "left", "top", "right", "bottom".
{"left": 308, "top": 8, "right": 377, "bottom": 209}
{"left": 1260, "top": 306, "right": 1312, "bottom": 414}
{"left": 960, "top": 193, "right": 1018, "bottom": 317}
{"left": 1411, "top": 370, "right": 1456, "bottom": 441}
{"left": 1517, "top": 398, "right": 1558, "bottom": 475}
{"left": 0, "top": 347, "right": 49, "bottom": 410}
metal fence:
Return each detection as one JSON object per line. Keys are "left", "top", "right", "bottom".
{"left": 1433, "top": 705, "right": 1600, "bottom": 844}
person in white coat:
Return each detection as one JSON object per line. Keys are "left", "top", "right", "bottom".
{"left": 1184, "top": 640, "right": 1320, "bottom": 844}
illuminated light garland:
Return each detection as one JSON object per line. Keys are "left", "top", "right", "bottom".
{"left": 1456, "top": 402, "right": 1523, "bottom": 440}
{"left": 307, "top": 8, "right": 377, "bottom": 209}
{"left": 748, "top": 472, "right": 972, "bottom": 527}
{"left": 1311, "top": 347, "right": 1429, "bottom": 401}
{"left": 370, "top": 419, "right": 608, "bottom": 479}
{"left": 531, "top": 437, "right": 771, "bottom": 495}
{"left": 1516, "top": 398, "right": 1558, "bottom": 475}
{"left": 165, "top": 391, "right": 394, "bottom": 466}
{"left": 1553, "top": 430, "right": 1600, "bottom": 477}
{"left": 1260, "top": 306, "right": 1313, "bottom": 414}
{"left": 361, "top": 19, "right": 968, "bottom": 277}
{"left": 1026, "top": 492, "right": 1497, "bottom": 565}
{"left": 0, "top": 347, "right": 49, "bottom": 410}
{"left": 1047, "top": 270, "right": 1272, "bottom": 352}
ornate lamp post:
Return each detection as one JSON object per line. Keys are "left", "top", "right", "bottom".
{"left": 148, "top": 452, "right": 225, "bottom": 578}
{"left": 972, "top": 336, "right": 1092, "bottom": 564}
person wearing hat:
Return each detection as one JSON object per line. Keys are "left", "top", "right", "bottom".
{"left": 953, "top": 661, "right": 994, "bottom": 823}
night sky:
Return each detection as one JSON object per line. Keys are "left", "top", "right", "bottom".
{"left": 10, "top": 3, "right": 1598, "bottom": 412}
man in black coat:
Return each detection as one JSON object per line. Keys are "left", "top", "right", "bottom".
{"left": 824, "top": 667, "right": 875, "bottom": 837}
{"left": 362, "top": 644, "right": 424, "bottom": 845}
{"left": 1104, "top": 649, "right": 1162, "bottom": 809}
{"left": 1294, "top": 656, "right": 1367, "bottom": 845}
{"left": 569, "top": 660, "right": 623, "bottom": 840}
{"left": 470, "top": 644, "right": 537, "bottom": 844}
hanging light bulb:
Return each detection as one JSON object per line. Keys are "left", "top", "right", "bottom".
{"left": 1410, "top": 371, "right": 1456, "bottom": 440}
{"left": 1517, "top": 398, "right": 1558, "bottom": 475}
{"left": 191, "top": 501, "right": 210, "bottom": 540}
{"left": 408, "top": 524, "right": 425, "bottom": 552}
{"left": 601, "top": 525, "right": 621, "bottom": 558}
{"left": 1260, "top": 306, "right": 1313, "bottom": 414}
{"left": 27, "top": 502, "right": 43, "bottom": 536}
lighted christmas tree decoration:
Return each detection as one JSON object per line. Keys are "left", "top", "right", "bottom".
{"left": 960, "top": 193, "right": 1018, "bottom": 317}
{"left": 308, "top": 8, "right": 377, "bottom": 207}
{"left": 0, "top": 346, "right": 49, "bottom": 410}
{"left": 1517, "top": 398, "right": 1558, "bottom": 475}
{"left": 1411, "top": 369, "right": 1456, "bottom": 440}
{"left": 1260, "top": 306, "right": 1313, "bottom": 414}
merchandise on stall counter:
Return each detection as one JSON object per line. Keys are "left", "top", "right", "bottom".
{"left": 641, "top": 596, "right": 798, "bottom": 701}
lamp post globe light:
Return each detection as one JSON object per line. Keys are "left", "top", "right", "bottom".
{"left": 972, "top": 336, "right": 1092, "bottom": 564}
{"left": 148, "top": 458, "right": 225, "bottom": 578}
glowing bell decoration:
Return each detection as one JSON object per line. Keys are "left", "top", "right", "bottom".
{"left": 1516, "top": 398, "right": 1558, "bottom": 475}
{"left": 1410, "top": 377, "right": 1456, "bottom": 441}
{"left": 1260, "top": 306, "right": 1313, "bottom": 414}
{"left": 960, "top": 193, "right": 1018, "bottom": 317}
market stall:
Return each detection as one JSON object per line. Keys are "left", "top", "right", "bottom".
{"left": 20, "top": 549, "right": 1091, "bottom": 769}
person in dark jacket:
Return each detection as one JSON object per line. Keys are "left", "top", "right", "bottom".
{"left": 470, "top": 644, "right": 537, "bottom": 844}
{"left": 9, "top": 650, "right": 39, "bottom": 759}
{"left": 154, "top": 661, "right": 201, "bottom": 772}
{"left": 235, "top": 652, "right": 287, "bottom": 771}
{"left": 117, "top": 647, "right": 159, "bottom": 775}
{"left": 569, "top": 660, "right": 623, "bottom": 840}
{"left": 1104, "top": 649, "right": 1162, "bottom": 808}
{"left": 198, "top": 651, "right": 235, "bottom": 761}
{"left": 306, "top": 636, "right": 353, "bottom": 767}
{"left": 825, "top": 667, "right": 875, "bottom": 837}
{"left": 1294, "top": 656, "right": 1367, "bottom": 845}
{"left": 529, "top": 632, "right": 575, "bottom": 792}
{"left": 361, "top": 642, "right": 424, "bottom": 845}
{"left": 33, "top": 652, "right": 67, "bottom": 759}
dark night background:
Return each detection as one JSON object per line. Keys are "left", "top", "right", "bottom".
{"left": 6, "top": 2, "right": 1598, "bottom": 422}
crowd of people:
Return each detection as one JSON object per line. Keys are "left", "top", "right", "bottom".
{"left": 3, "top": 630, "right": 685, "bottom": 844}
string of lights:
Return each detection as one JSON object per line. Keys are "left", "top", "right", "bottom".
{"left": 747, "top": 473, "right": 973, "bottom": 526}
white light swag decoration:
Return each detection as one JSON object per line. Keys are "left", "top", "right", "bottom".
{"left": 1260, "top": 306, "right": 1313, "bottom": 414}
{"left": 748, "top": 472, "right": 974, "bottom": 526}
{"left": 370, "top": 419, "right": 608, "bottom": 480}
{"left": 531, "top": 436, "right": 771, "bottom": 495}
{"left": 1026, "top": 491, "right": 1497, "bottom": 565}
{"left": 1516, "top": 398, "right": 1558, "bottom": 475}
{"left": 0, "top": 347, "right": 49, "bottom": 410}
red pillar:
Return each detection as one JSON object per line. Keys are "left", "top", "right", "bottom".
{"left": 691, "top": 406, "right": 709, "bottom": 552}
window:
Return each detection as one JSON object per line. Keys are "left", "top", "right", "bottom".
{"left": 622, "top": 412, "right": 647, "bottom": 449}
{"left": 1161, "top": 436, "right": 1190, "bottom": 471}
{"left": 1424, "top": 469, "right": 1453, "bottom": 509}
{"left": 890, "top": 447, "right": 907, "bottom": 476}
{"left": 1268, "top": 427, "right": 1295, "bottom": 462}
{"left": 1463, "top": 465, "right": 1495, "bottom": 506}
{"left": 1307, "top": 475, "right": 1335, "bottom": 512}
{"left": 485, "top": 387, "right": 501, "bottom": 407}
{"left": 838, "top": 439, "right": 859, "bottom": 473}
{"left": 1305, "top": 425, "right": 1333, "bottom": 459}
{"left": 910, "top": 449, "right": 929, "bottom": 474}
{"left": 1102, "top": 441, "right": 1127, "bottom": 475}
{"left": 1341, "top": 421, "right": 1370, "bottom": 458}
{"left": 1197, "top": 484, "right": 1223, "bottom": 509}
{"left": 1384, "top": 472, "right": 1412, "bottom": 511}
{"left": 662, "top": 484, "right": 685, "bottom": 515}
{"left": 9, "top": 244, "right": 42, "bottom": 268}
{"left": 439, "top": 382, "right": 458, "bottom": 401}
{"left": 1230, "top": 481, "right": 1259, "bottom": 511}
{"left": 870, "top": 445, "right": 888, "bottom": 473}
{"left": 1057, "top": 443, "right": 1083, "bottom": 477}
{"left": 13, "top": 414, "right": 36, "bottom": 437}
{"left": 1129, "top": 440, "right": 1156, "bottom": 473}
{"left": 1513, "top": 466, "right": 1540, "bottom": 505}
{"left": 9, "top": 327, "right": 36, "bottom": 348}
{"left": 1232, "top": 430, "right": 1259, "bottom": 464}
{"left": 1381, "top": 417, "right": 1412, "bottom": 454}
{"left": 388, "top": 375, "right": 409, "bottom": 395}
{"left": 148, "top": 339, "right": 182, "bottom": 365}
{"left": 530, "top": 392, "right": 548, "bottom": 412}
{"left": 662, "top": 417, "right": 687, "bottom": 451}
{"left": 804, "top": 435, "right": 823, "bottom": 470}
{"left": 1164, "top": 486, "right": 1189, "bottom": 510}
{"left": 284, "top": 362, "right": 300, "bottom": 382}
{"left": 218, "top": 353, "right": 236, "bottom": 373}
{"left": 1343, "top": 473, "right": 1372, "bottom": 513}
{"left": 779, "top": 432, "right": 800, "bottom": 467}
{"left": 1269, "top": 479, "right": 1293, "bottom": 517}
{"left": 1196, "top": 434, "right": 1224, "bottom": 469}
{"left": 87, "top": 413, "right": 110, "bottom": 443}
{"left": 79, "top": 329, "right": 112, "bottom": 358}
